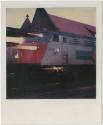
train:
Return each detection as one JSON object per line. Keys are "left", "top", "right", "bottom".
{"left": 6, "top": 31, "right": 96, "bottom": 67}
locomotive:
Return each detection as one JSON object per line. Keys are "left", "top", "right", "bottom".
{"left": 6, "top": 31, "right": 96, "bottom": 66}
{"left": 6, "top": 8, "right": 96, "bottom": 99}
{"left": 6, "top": 8, "right": 96, "bottom": 73}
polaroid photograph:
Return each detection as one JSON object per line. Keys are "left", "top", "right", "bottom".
{"left": 6, "top": 7, "right": 96, "bottom": 99}
{"left": 1, "top": 1, "right": 102, "bottom": 125}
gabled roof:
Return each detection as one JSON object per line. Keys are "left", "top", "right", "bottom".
{"left": 20, "top": 14, "right": 32, "bottom": 34}
{"left": 31, "top": 8, "right": 58, "bottom": 32}
{"left": 49, "top": 14, "right": 96, "bottom": 38}
{"left": 6, "top": 8, "right": 96, "bottom": 38}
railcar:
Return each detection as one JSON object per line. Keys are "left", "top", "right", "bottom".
{"left": 6, "top": 31, "right": 96, "bottom": 67}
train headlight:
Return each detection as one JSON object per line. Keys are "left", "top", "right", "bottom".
{"left": 14, "top": 52, "right": 19, "bottom": 59}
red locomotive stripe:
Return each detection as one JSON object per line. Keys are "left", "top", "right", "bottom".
{"left": 17, "top": 42, "right": 48, "bottom": 64}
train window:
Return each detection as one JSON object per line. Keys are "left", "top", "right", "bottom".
{"left": 63, "top": 37, "right": 67, "bottom": 43}
{"left": 69, "top": 38, "right": 80, "bottom": 45}
{"left": 76, "top": 50, "right": 92, "bottom": 60}
{"left": 53, "top": 34, "right": 59, "bottom": 42}
{"left": 73, "top": 38, "right": 80, "bottom": 44}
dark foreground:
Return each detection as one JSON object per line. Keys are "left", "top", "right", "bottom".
{"left": 7, "top": 64, "right": 96, "bottom": 99}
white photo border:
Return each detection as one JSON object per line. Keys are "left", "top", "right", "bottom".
{"left": 1, "top": 1, "right": 102, "bottom": 125}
